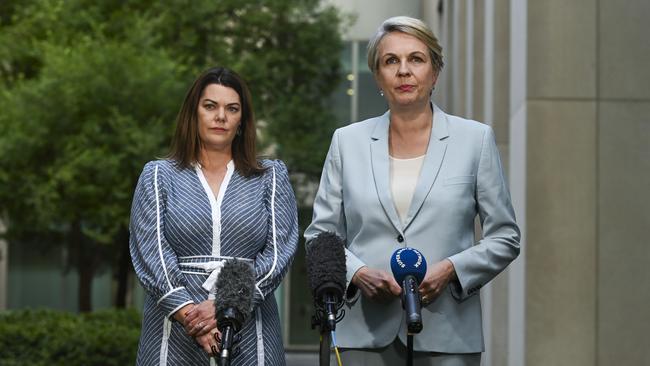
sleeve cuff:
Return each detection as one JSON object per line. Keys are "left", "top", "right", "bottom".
{"left": 167, "top": 300, "right": 195, "bottom": 320}
{"left": 157, "top": 287, "right": 194, "bottom": 316}
{"left": 344, "top": 269, "right": 362, "bottom": 304}
{"left": 446, "top": 255, "right": 469, "bottom": 301}
{"left": 344, "top": 249, "right": 366, "bottom": 304}
{"left": 254, "top": 285, "right": 265, "bottom": 304}
{"left": 446, "top": 254, "right": 483, "bottom": 301}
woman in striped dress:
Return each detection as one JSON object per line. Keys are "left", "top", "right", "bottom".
{"left": 129, "top": 67, "right": 298, "bottom": 365}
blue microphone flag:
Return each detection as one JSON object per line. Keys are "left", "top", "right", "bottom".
{"left": 390, "top": 247, "right": 427, "bottom": 284}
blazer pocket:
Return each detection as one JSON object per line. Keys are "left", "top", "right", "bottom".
{"left": 443, "top": 175, "right": 475, "bottom": 186}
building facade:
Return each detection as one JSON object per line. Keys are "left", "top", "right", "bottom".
{"left": 288, "top": 0, "right": 650, "bottom": 365}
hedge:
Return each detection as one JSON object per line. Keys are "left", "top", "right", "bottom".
{"left": 0, "top": 308, "right": 141, "bottom": 366}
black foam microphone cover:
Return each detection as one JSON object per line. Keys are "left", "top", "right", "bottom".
{"left": 306, "top": 232, "right": 346, "bottom": 301}
{"left": 306, "top": 232, "right": 346, "bottom": 331}
{"left": 214, "top": 259, "right": 255, "bottom": 332}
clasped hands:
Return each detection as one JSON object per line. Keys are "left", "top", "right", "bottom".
{"left": 174, "top": 301, "right": 221, "bottom": 356}
{"left": 351, "top": 259, "right": 456, "bottom": 305}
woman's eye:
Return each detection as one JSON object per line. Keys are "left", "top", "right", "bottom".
{"left": 204, "top": 104, "right": 215, "bottom": 110}
{"left": 386, "top": 57, "right": 398, "bottom": 64}
{"left": 410, "top": 56, "right": 424, "bottom": 63}
{"left": 228, "top": 107, "right": 240, "bottom": 113}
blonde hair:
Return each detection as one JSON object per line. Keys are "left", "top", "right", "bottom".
{"left": 367, "top": 16, "right": 444, "bottom": 75}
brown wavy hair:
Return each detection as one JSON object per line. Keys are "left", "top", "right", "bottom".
{"left": 168, "top": 67, "right": 265, "bottom": 177}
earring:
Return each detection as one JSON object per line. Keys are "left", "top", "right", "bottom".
{"left": 236, "top": 126, "right": 242, "bottom": 136}
{"left": 379, "top": 90, "right": 384, "bottom": 97}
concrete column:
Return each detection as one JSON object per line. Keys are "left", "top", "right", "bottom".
{"left": 597, "top": 1, "right": 650, "bottom": 365}
{"left": 524, "top": 0, "right": 598, "bottom": 365}
{"left": 453, "top": 0, "right": 467, "bottom": 116}
{"left": 471, "top": 0, "right": 484, "bottom": 123}
{"left": 508, "top": 1, "right": 527, "bottom": 365}
{"left": 427, "top": 1, "right": 649, "bottom": 365}
{"left": 434, "top": 0, "right": 452, "bottom": 110}
{"left": 492, "top": 0, "right": 511, "bottom": 145}
{"left": 465, "top": 0, "right": 474, "bottom": 119}
{"left": 420, "top": 0, "right": 442, "bottom": 37}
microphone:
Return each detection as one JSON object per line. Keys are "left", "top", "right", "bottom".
{"left": 390, "top": 247, "right": 427, "bottom": 334}
{"left": 306, "top": 231, "right": 347, "bottom": 331}
{"left": 214, "top": 260, "right": 254, "bottom": 366}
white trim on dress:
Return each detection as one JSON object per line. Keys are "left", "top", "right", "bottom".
{"left": 256, "top": 166, "right": 278, "bottom": 297}
{"left": 194, "top": 160, "right": 235, "bottom": 299}
{"left": 156, "top": 286, "right": 186, "bottom": 305}
{"left": 254, "top": 165, "right": 279, "bottom": 366}
{"left": 154, "top": 165, "right": 173, "bottom": 291}
{"left": 159, "top": 317, "right": 172, "bottom": 366}
{"left": 256, "top": 307, "right": 265, "bottom": 366}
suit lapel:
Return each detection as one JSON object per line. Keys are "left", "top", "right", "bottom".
{"left": 403, "top": 104, "right": 449, "bottom": 230}
{"left": 370, "top": 111, "right": 403, "bottom": 233}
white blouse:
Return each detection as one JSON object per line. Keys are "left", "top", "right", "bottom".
{"left": 389, "top": 154, "right": 425, "bottom": 224}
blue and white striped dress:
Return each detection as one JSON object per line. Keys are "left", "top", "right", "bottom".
{"left": 129, "top": 158, "right": 298, "bottom": 366}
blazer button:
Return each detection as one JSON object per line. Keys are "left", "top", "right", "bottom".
{"left": 397, "top": 234, "right": 404, "bottom": 243}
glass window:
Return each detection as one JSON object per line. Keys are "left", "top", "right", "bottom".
{"left": 357, "top": 41, "right": 388, "bottom": 121}
{"left": 331, "top": 42, "right": 353, "bottom": 126}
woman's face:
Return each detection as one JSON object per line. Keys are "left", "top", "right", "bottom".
{"left": 375, "top": 31, "right": 438, "bottom": 109}
{"left": 197, "top": 83, "right": 242, "bottom": 152}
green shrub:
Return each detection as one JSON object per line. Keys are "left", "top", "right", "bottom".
{"left": 0, "top": 308, "right": 141, "bottom": 366}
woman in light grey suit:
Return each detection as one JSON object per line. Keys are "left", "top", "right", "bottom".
{"left": 304, "top": 16, "right": 520, "bottom": 365}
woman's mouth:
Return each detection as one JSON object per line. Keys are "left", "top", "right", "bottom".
{"left": 397, "top": 85, "right": 415, "bottom": 92}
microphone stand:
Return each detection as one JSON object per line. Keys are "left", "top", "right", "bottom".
{"left": 406, "top": 333, "right": 413, "bottom": 366}
{"left": 217, "top": 308, "right": 242, "bottom": 366}
{"left": 401, "top": 276, "right": 422, "bottom": 366}
{"left": 319, "top": 327, "right": 332, "bottom": 366}
{"left": 219, "top": 325, "right": 234, "bottom": 366}
{"left": 311, "top": 293, "right": 343, "bottom": 366}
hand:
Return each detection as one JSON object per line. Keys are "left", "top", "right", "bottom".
{"left": 418, "top": 259, "right": 456, "bottom": 305}
{"left": 184, "top": 300, "right": 217, "bottom": 337}
{"left": 196, "top": 328, "right": 221, "bottom": 356}
{"left": 173, "top": 303, "right": 197, "bottom": 324}
{"left": 351, "top": 266, "right": 402, "bottom": 303}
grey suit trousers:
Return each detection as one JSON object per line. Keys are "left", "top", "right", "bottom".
{"left": 340, "top": 339, "right": 481, "bottom": 366}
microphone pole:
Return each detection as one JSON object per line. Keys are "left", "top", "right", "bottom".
{"left": 407, "top": 334, "right": 413, "bottom": 366}
{"left": 319, "top": 324, "right": 331, "bottom": 366}
{"left": 217, "top": 309, "right": 238, "bottom": 366}
{"left": 316, "top": 292, "right": 341, "bottom": 366}
{"left": 402, "top": 274, "right": 422, "bottom": 366}
{"left": 220, "top": 327, "right": 234, "bottom": 366}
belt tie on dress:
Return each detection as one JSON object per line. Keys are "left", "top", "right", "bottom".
{"left": 188, "top": 261, "right": 226, "bottom": 293}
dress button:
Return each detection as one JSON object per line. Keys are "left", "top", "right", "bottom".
{"left": 397, "top": 234, "right": 404, "bottom": 243}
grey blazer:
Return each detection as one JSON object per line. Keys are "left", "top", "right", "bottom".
{"left": 304, "top": 104, "right": 520, "bottom": 353}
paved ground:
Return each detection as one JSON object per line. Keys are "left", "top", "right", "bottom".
{"left": 286, "top": 351, "right": 335, "bottom": 366}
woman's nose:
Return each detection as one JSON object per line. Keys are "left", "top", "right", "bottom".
{"left": 397, "top": 60, "right": 411, "bottom": 76}
{"left": 215, "top": 107, "right": 226, "bottom": 121}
